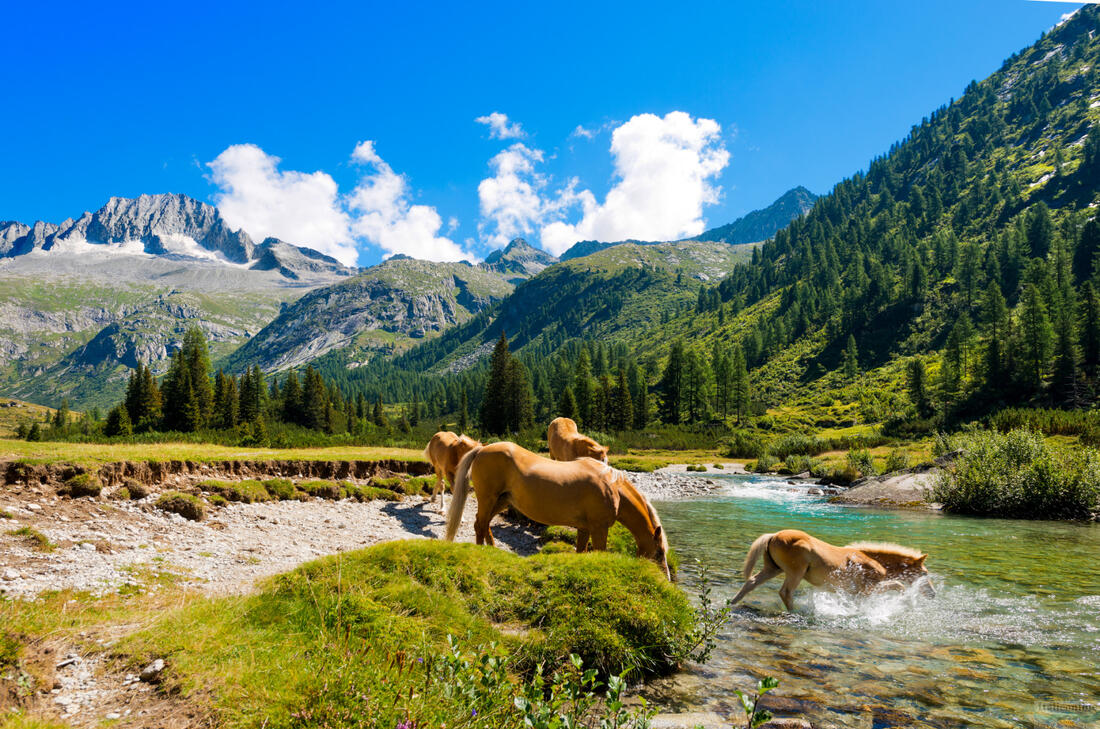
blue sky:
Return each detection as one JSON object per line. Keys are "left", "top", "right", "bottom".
{"left": 0, "top": 0, "right": 1081, "bottom": 266}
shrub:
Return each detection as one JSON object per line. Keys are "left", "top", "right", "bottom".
{"left": 723, "top": 431, "right": 767, "bottom": 459}
{"left": 200, "top": 479, "right": 270, "bottom": 503}
{"left": 112, "top": 487, "right": 131, "bottom": 501}
{"left": 751, "top": 454, "right": 778, "bottom": 473}
{"left": 769, "top": 433, "right": 826, "bottom": 459}
{"left": 261, "top": 478, "right": 297, "bottom": 501}
{"left": 784, "top": 454, "right": 815, "bottom": 474}
{"left": 932, "top": 428, "right": 1100, "bottom": 519}
{"left": 7, "top": 526, "right": 55, "bottom": 551}
{"left": 208, "top": 494, "right": 228, "bottom": 507}
{"left": 846, "top": 449, "right": 877, "bottom": 479}
{"left": 156, "top": 492, "right": 206, "bottom": 521}
{"left": 0, "top": 510, "right": 12, "bottom": 519}
{"left": 685, "top": 464, "right": 706, "bottom": 472}
{"left": 59, "top": 473, "right": 103, "bottom": 498}
{"left": 125, "top": 480, "right": 149, "bottom": 500}
{"left": 932, "top": 431, "right": 955, "bottom": 457}
{"left": 883, "top": 448, "right": 910, "bottom": 473}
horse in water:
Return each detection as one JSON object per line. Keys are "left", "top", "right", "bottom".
{"left": 732, "top": 529, "right": 934, "bottom": 610}
{"left": 423, "top": 431, "right": 481, "bottom": 511}
{"left": 547, "top": 417, "right": 609, "bottom": 463}
{"left": 443, "top": 441, "right": 670, "bottom": 580}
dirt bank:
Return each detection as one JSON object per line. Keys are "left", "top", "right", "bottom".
{"left": 3, "top": 457, "right": 432, "bottom": 489}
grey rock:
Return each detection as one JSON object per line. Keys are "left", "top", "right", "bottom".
{"left": 139, "top": 658, "right": 165, "bottom": 682}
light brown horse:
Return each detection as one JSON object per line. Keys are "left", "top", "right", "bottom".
{"left": 732, "top": 529, "right": 934, "bottom": 610}
{"left": 423, "top": 431, "right": 481, "bottom": 511}
{"left": 547, "top": 417, "right": 608, "bottom": 462}
{"left": 444, "top": 441, "right": 670, "bottom": 579}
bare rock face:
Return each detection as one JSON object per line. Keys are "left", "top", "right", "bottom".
{"left": 480, "top": 238, "right": 557, "bottom": 282}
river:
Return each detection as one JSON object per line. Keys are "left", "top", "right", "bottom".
{"left": 643, "top": 474, "right": 1100, "bottom": 729}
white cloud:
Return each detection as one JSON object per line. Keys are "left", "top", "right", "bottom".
{"left": 208, "top": 144, "right": 358, "bottom": 265}
{"left": 539, "top": 112, "right": 730, "bottom": 255}
{"left": 476, "top": 112, "right": 525, "bottom": 140}
{"left": 347, "top": 141, "right": 472, "bottom": 262}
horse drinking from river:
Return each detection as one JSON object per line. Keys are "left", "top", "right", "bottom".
{"left": 443, "top": 441, "right": 671, "bottom": 579}
{"left": 733, "top": 528, "right": 935, "bottom": 610}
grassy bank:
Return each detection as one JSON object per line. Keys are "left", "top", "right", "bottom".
{"left": 0, "top": 440, "right": 425, "bottom": 467}
{"left": 2, "top": 541, "right": 696, "bottom": 728}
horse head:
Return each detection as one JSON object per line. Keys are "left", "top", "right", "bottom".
{"left": 652, "top": 524, "right": 671, "bottom": 581}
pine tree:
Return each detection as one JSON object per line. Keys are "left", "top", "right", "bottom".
{"left": 1081, "top": 281, "right": 1100, "bottom": 378}
{"left": 842, "top": 335, "right": 860, "bottom": 380}
{"left": 573, "top": 350, "right": 592, "bottom": 426}
{"left": 181, "top": 327, "right": 213, "bottom": 427}
{"left": 658, "top": 340, "right": 684, "bottom": 424}
{"left": 53, "top": 399, "right": 70, "bottom": 430}
{"left": 613, "top": 367, "right": 633, "bottom": 431}
{"left": 1018, "top": 283, "right": 1053, "bottom": 392}
{"left": 373, "top": 396, "right": 386, "bottom": 427}
{"left": 105, "top": 404, "right": 133, "bottom": 437}
{"left": 982, "top": 281, "right": 1009, "bottom": 390}
{"left": 282, "top": 372, "right": 303, "bottom": 425}
{"left": 458, "top": 388, "right": 469, "bottom": 432}
{"left": 213, "top": 370, "right": 239, "bottom": 429}
{"left": 1026, "top": 202, "right": 1055, "bottom": 260}
{"left": 479, "top": 333, "right": 512, "bottom": 434}
{"left": 505, "top": 359, "right": 535, "bottom": 432}
{"left": 681, "top": 349, "right": 711, "bottom": 424}
{"left": 302, "top": 365, "right": 328, "bottom": 430}
{"left": 26, "top": 422, "right": 41, "bottom": 442}
{"left": 1052, "top": 281, "right": 1080, "bottom": 403}
{"left": 410, "top": 390, "right": 420, "bottom": 427}
{"left": 730, "top": 344, "right": 749, "bottom": 425}
{"left": 906, "top": 358, "right": 930, "bottom": 417}
{"left": 558, "top": 386, "right": 576, "bottom": 420}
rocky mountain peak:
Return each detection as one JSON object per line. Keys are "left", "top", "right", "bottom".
{"left": 480, "top": 237, "right": 557, "bottom": 280}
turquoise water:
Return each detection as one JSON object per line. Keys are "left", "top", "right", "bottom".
{"left": 643, "top": 474, "right": 1100, "bottom": 729}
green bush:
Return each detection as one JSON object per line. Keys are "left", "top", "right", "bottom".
{"left": 156, "top": 491, "right": 206, "bottom": 521}
{"left": 208, "top": 494, "right": 228, "bottom": 507}
{"left": 784, "top": 454, "right": 815, "bottom": 474}
{"left": 200, "top": 479, "right": 270, "bottom": 503}
{"left": 846, "top": 449, "right": 877, "bottom": 478}
{"left": 932, "top": 428, "right": 1100, "bottom": 519}
{"left": 125, "top": 480, "right": 149, "bottom": 500}
{"left": 751, "top": 454, "right": 778, "bottom": 473}
{"left": 883, "top": 448, "right": 911, "bottom": 473}
{"left": 59, "top": 473, "right": 102, "bottom": 498}
{"left": 261, "top": 478, "right": 297, "bottom": 500}
{"left": 685, "top": 464, "right": 706, "bottom": 472}
{"left": 768, "top": 433, "right": 826, "bottom": 459}
{"left": 723, "top": 431, "right": 767, "bottom": 459}
{"left": 112, "top": 487, "right": 131, "bottom": 501}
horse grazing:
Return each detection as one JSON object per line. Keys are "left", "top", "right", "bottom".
{"left": 423, "top": 431, "right": 481, "bottom": 511}
{"left": 547, "top": 417, "right": 608, "bottom": 462}
{"left": 732, "top": 529, "right": 934, "bottom": 610}
{"left": 444, "top": 441, "right": 670, "bottom": 580}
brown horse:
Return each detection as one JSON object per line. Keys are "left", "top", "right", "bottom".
{"left": 444, "top": 441, "right": 670, "bottom": 579}
{"left": 732, "top": 529, "right": 934, "bottom": 610}
{"left": 547, "top": 417, "right": 609, "bottom": 463}
{"left": 423, "top": 431, "right": 481, "bottom": 511}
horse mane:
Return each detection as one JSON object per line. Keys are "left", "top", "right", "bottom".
{"left": 845, "top": 541, "right": 923, "bottom": 560}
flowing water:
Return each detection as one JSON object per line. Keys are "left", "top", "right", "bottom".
{"left": 643, "top": 474, "right": 1100, "bottom": 729}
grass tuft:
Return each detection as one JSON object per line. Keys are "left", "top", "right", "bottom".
{"left": 155, "top": 491, "right": 206, "bottom": 521}
{"left": 6, "top": 526, "right": 55, "bottom": 552}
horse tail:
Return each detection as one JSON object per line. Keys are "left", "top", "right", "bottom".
{"left": 743, "top": 532, "right": 776, "bottom": 579}
{"left": 444, "top": 445, "right": 482, "bottom": 541}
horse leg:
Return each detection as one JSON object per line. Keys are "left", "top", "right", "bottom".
{"left": 430, "top": 469, "right": 443, "bottom": 502}
{"left": 474, "top": 497, "right": 496, "bottom": 546}
{"left": 589, "top": 526, "right": 610, "bottom": 551}
{"left": 778, "top": 564, "right": 808, "bottom": 611}
{"left": 730, "top": 561, "right": 782, "bottom": 605}
{"left": 575, "top": 529, "right": 590, "bottom": 553}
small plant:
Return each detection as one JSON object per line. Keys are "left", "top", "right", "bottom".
{"left": 932, "top": 431, "right": 955, "bottom": 458}
{"left": 156, "top": 491, "right": 206, "bottom": 521}
{"left": 682, "top": 561, "right": 736, "bottom": 664}
{"left": 846, "top": 449, "right": 877, "bottom": 478}
{"left": 883, "top": 448, "right": 910, "bottom": 473}
{"left": 112, "top": 487, "right": 131, "bottom": 501}
{"left": 7, "top": 526, "right": 55, "bottom": 552}
{"left": 59, "top": 473, "right": 102, "bottom": 498}
{"left": 735, "top": 675, "right": 780, "bottom": 729}
{"left": 208, "top": 494, "right": 228, "bottom": 507}
{"left": 0, "top": 510, "right": 12, "bottom": 519}
{"left": 261, "top": 478, "right": 297, "bottom": 500}
{"left": 126, "top": 480, "right": 149, "bottom": 500}
{"left": 686, "top": 464, "right": 706, "bottom": 472}
{"left": 751, "top": 454, "right": 778, "bottom": 473}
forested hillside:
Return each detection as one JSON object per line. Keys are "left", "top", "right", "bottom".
{"left": 320, "top": 7, "right": 1100, "bottom": 436}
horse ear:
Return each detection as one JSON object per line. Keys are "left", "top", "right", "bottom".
{"left": 915, "top": 554, "right": 927, "bottom": 566}
{"left": 654, "top": 525, "right": 664, "bottom": 541}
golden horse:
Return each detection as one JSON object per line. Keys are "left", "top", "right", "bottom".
{"left": 547, "top": 417, "right": 608, "bottom": 462}
{"left": 732, "top": 529, "right": 934, "bottom": 610}
{"left": 423, "top": 431, "right": 481, "bottom": 511}
{"left": 443, "top": 441, "right": 670, "bottom": 579}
